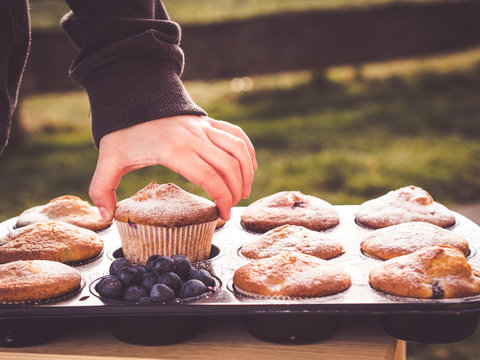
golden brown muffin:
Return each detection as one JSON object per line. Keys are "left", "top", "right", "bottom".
{"left": 0, "top": 221, "right": 104, "bottom": 264}
{"left": 0, "top": 260, "right": 82, "bottom": 303}
{"left": 240, "top": 191, "right": 339, "bottom": 233}
{"left": 361, "top": 221, "right": 469, "bottom": 260}
{"left": 114, "top": 182, "right": 219, "bottom": 227}
{"left": 15, "top": 195, "right": 112, "bottom": 231}
{"left": 114, "top": 182, "right": 219, "bottom": 265}
{"left": 240, "top": 224, "right": 344, "bottom": 260}
{"left": 355, "top": 185, "right": 456, "bottom": 229}
{"left": 369, "top": 245, "right": 480, "bottom": 299}
{"left": 233, "top": 252, "right": 351, "bottom": 298}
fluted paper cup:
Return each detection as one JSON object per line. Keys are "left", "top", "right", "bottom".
{"left": 115, "top": 220, "right": 217, "bottom": 265}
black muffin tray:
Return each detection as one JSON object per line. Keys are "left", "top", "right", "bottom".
{"left": 1, "top": 206, "right": 480, "bottom": 346}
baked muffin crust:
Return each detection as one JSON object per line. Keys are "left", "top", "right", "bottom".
{"left": 240, "top": 224, "right": 344, "bottom": 260}
{"left": 0, "top": 260, "right": 82, "bottom": 302}
{"left": 241, "top": 191, "right": 339, "bottom": 233}
{"left": 233, "top": 252, "right": 351, "bottom": 298}
{"left": 361, "top": 221, "right": 469, "bottom": 260}
{"left": 0, "top": 221, "right": 104, "bottom": 264}
{"left": 15, "top": 195, "right": 111, "bottom": 231}
{"left": 114, "top": 182, "right": 219, "bottom": 227}
{"left": 369, "top": 245, "right": 480, "bottom": 299}
{"left": 355, "top": 185, "right": 456, "bottom": 229}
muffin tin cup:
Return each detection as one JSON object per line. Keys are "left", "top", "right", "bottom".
{"left": 381, "top": 312, "right": 480, "bottom": 343}
{"left": 244, "top": 313, "right": 341, "bottom": 343}
{"left": 0, "top": 318, "right": 67, "bottom": 347}
{"left": 115, "top": 220, "right": 217, "bottom": 265}
{"left": 1, "top": 206, "right": 480, "bottom": 346}
{"left": 107, "top": 315, "right": 203, "bottom": 345}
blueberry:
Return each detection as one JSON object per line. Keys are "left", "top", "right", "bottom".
{"left": 137, "top": 296, "right": 154, "bottom": 304}
{"left": 156, "top": 272, "right": 183, "bottom": 295}
{"left": 117, "top": 266, "right": 141, "bottom": 287}
{"left": 136, "top": 266, "right": 147, "bottom": 277}
{"left": 179, "top": 279, "right": 207, "bottom": 299}
{"left": 109, "top": 258, "right": 132, "bottom": 276}
{"left": 146, "top": 255, "right": 162, "bottom": 272}
{"left": 172, "top": 254, "right": 192, "bottom": 280}
{"left": 150, "top": 283, "right": 175, "bottom": 303}
{"left": 151, "top": 256, "right": 175, "bottom": 276}
{"left": 123, "top": 285, "right": 149, "bottom": 302}
{"left": 139, "top": 272, "right": 158, "bottom": 291}
{"left": 189, "top": 269, "right": 215, "bottom": 287}
{"left": 95, "top": 275, "right": 124, "bottom": 300}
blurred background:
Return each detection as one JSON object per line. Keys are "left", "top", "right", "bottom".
{"left": 1, "top": 0, "right": 480, "bottom": 358}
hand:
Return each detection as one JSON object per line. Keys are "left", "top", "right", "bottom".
{"left": 89, "top": 115, "right": 257, "bottom": 222}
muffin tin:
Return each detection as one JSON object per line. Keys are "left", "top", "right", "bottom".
{"left": 1, "top": 205, "right": 480, "bottom": 346}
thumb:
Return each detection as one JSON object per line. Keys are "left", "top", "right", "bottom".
{"left": 89, "top": 156, "right": 122, "bottom": 222}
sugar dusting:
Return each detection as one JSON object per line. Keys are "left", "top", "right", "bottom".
{"left": 355, "top": 185, "right": 456, "bottom": 228}
{"left": 115, "top": 182, "right": 218, "bottom": 226}
{"left": 361, "top": 221, "right": 469, "bottom": 260}
{"left": 241, "top": 224, "right": 343, "bottom": 259}
{"left": 233, "top": 252, "right": 351, "bottom": 297}
{"left": 369, "top": 245, "right": 480, "bottom": 299}
{"left": 241, "top": 191, "right": 340, "bottom": 231}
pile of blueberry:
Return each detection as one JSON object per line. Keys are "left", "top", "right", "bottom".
{"left": 95, "top": 254, "right": 216, "bottom": 303}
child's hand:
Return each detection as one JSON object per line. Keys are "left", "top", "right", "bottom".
{"left": 88, "top": 115, "right": 257, "bottom": 222}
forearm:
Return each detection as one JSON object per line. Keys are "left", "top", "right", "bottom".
{"left": 61, "top": 0, "right": 206, "bottom": 148}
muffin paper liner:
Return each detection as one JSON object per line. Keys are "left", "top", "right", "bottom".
{"left": 115, "top": 220, "right": 217, "bottom": 265}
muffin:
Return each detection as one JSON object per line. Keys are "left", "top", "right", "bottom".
{"left": 355, "top": 185, "right": 456, "bottom": 229}
{"left": 369, "top": 245, "right": 480, "bottom": 299}
{"left": 233, "top": 252, "right": 351, "bottom": 299}
{"left": 114, "top": 182, "right": 219, "bottom": 265}
{"left": 0, "top": 260, "right": 82, "bottom": 303}
{"left": 361, "top": 221, "right": 469, "bottom": 260}
{"left": 0, "top": 221, "right": 104, "bottom": 264}
{"left": 241, "top": 191, "right": 339, "bottom": 233}
{"left": 240, "top": 224, "right": 344, "bottom": 260}
{"left": 15, "top": 195, "right": 112, "bottom": 231}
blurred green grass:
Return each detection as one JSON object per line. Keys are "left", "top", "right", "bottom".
{"left": 30, "top": 0, "right": 442, "bottom": 28}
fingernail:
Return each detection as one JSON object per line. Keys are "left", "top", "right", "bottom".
{"left": 98, "top": 207, "right": 112, "bottom": 221}
{"left": 242, "top": 189, "right": 251, "bottom": 199}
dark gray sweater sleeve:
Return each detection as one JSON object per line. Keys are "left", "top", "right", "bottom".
{"left": 61, "top": 0, "right": 206, "bottom": 148}
{"left": 0, "top": 0, "right": 30, "bottom": 156}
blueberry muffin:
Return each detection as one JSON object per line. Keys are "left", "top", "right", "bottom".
{"left": 0, "top": 221, "right": 104, "bottom": 264}
{"left": 240, "top": 224, "right": 344, "bottom": 260}
{"left": 15, "top": 195, "right": 111, "bottom": 231}
{"left": 233, "top": 252, "right": 351, "bottom": 298}
{"left": 369, "top": 245, "right": 480, "bottom": 299}
{"left": 361, "top": 221, "right": 469, "bottom": 260}
{"left": 355, "top": 185, "right": 456, "bottom": 229}
{"left": 241, "top": 191, "right": 339, "bottom": 233}
{"left": 114, "top": 182, "right": 219, "bottom": 265}
{"left": 0, "top": 260, "right": 82, "bottom": 303}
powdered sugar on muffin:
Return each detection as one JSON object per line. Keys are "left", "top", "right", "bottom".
{"left": 114, "top": 182, "right": 219, "bottom": 265}
{"left": 233, "top": 252, "right": 351, "bottom": 298}
{"left": 115, "top": 182, "right": 219, "bottom": 227}
{"left": 361, "top": 221, "right": 469, "bottom": 260}
{"left": 241, "top": 191, "right": 339, "bottom": 233}
{"left": 15, "top": 195, "right": 111, "bottom": 231}
{"left": 240, "top": 224, "right": 344, "bottom": 260}
{"left": 355, "top": 185, "right": 456, "bottom": 229}
{"left": 369, "top": 245, "right": 480, "bottom": 299}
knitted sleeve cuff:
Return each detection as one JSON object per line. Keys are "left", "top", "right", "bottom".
{"left": 78, "top": 55, "right": 206, "bottom": 148}
{"left": 63, "top": 23, "right": 206, "bottom": 148}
